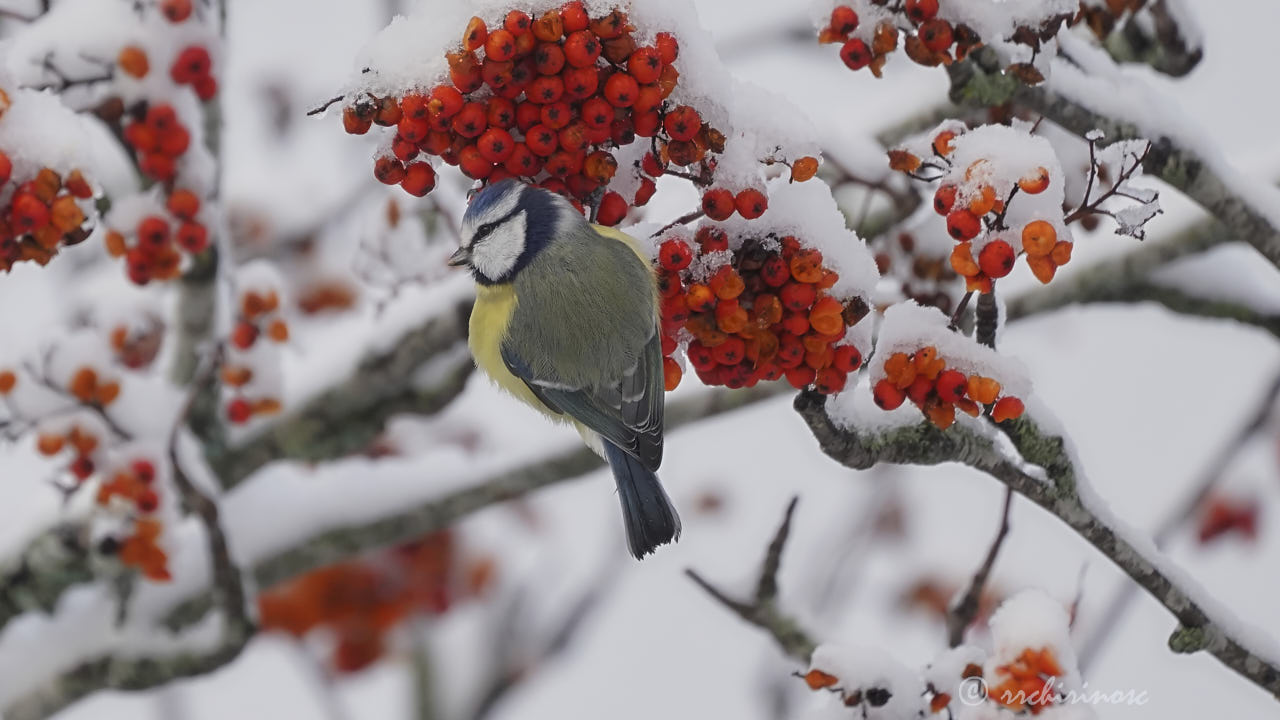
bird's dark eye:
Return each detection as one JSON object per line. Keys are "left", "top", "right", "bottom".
{"left": 474, "top": 222, "right": 496, "bottom": 242}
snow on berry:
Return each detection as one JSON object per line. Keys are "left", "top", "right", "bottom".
{"left": 803, "top": 644, "right": 927, "bottom": 717}
{"left": 223, "top": 261, "right": 289, "bottom": 426}
{"left": 813, "top": 0, "right": 1078, "bottom": 80}
{"left": 651, "top": 178, "right": 877, "bottom": 394}
{"left": 335, "top": 0, "right": 818, "bottom": 219}
{"left": 984, "top": 589, "right": 1085, "bottom": 715}
{"left": 864, "top": 301, "right": 1029, "bottom": 428}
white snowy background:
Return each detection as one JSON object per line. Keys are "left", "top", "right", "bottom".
{"left": 0, "top": 0, "right": 1278, "bottom": 718}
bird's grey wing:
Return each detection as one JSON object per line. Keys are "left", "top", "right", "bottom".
{"left": 501, "top": 329, "right": 664, "bottom": 471}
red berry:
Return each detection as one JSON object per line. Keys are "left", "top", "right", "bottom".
{"left": 919, "top": 20, "right": 954, "bottom": 53}
{"left": 458, "top": 145, "right": 494, "bottom": 179}
{"left": 991, "top": 396, "right": 1025, "bottom": 423}
{"left": 170, "top": 45, "right": 211, "bottom": 85}
{"left": 655, "top": 32, "right": 679, "bottom": 64}
{"left": 839, "top": 38, "right": 871, "bottom": 70}
{"left": 450, "top": 102, "right": 488, "bottom": 138}
{"left": 829, "top": 6, "right": 859, "bottom": 35}
{"left": 946, "top": 208, "right": 981, "bottom": 240}
{"left": 10, "top": 193, "right": 50, "bottom": 232}
{"left": 194, "top": 75, "right": 218, "bottom": 101}
{"left": 734, "top": 188, "right": 768, "bottom": 219}
{"left": 659, "top": 239, "right": 693, "bottom": 271}
{"left": 563, "top": 30, "right": 601, "bottom": 68}
{"left": 503, "top": 143, "right": 541, "bottom": 176}
{"left": 603, "top": 72, "right": 640, "bottom": 107}
{"left": 814, "top": 367, "right": 847, "bottom": 394}
{"left": 539, "top": 100, "right": 572, "bottom": 128}
{"left": 137, "top": 216, "right": 170, "bottom": 250}
{"left": 905, "top": 0, "right": 938, "bottom": 23}
{"left": 634, "top": 177, "right": 656, "bottom": 206}
{"left": 166, "top": 189, "right": 201, "bottom": 220}
{"left": 477, "top": 128, "right": 514, "bottom": 163}
{"left": 136, "top": 488, "right": 159, "bottom": 513}
{"left": 132, "top": 459, "right": 157, "bottom": 484}
{"left": 628, "top": 46, "right": 663, "bottom": 84}
{"left": 525, "top": 125, "right": 558, "bottom": 156}
{"left": 832, "top": 345, "right": 862, "bottom": 373}
{"left": 662, "top": 105, "right": 701, "bottom": 142}
{"left": 231, "top": 321, "right": 258, "bottom": 350}
{"left": 175, "top": 222, "right": 208, "bottom": 253}
{"left": 596, "top": 192, "right": 628, "bottom": 226}
{"left": 711, "top": 336, "right": 746, "bottom": 365}
{"left": 701, "top": 188, "right": 735, "bottom": 221}
{"left": 484, "top": 29, "right": 516, "bottom": 61}
{"left": 401, "top": 162, "right": 437, "bottom": 197}
{"left": 978, "top": 239, "right": 1015, "bottom": 279}
{"left": 786, "top": 365, "right": 816, "bottom": 390}
{"left": 158, "top": 125, "right": 191, "bottom": 156}
{"left": 226, "top": 397, "right": 252, "bottom": 424}
{"left": 907, "top": 376, "right": 934, "bottom": 405}
{"left": 70, "top": 455, "right": 95, "bottom": 481}
{"left": 0, "top": 151, "right": 11, "bottom": 186}
{"left": 873, "top": 379, "right": 906, "bottom": 410}
{"left": 374, "top": 156, "right": 406, "bottom": 185}
{"left": 936, "top": 369, "right": 967, "bottom": 403}
{"left": 534, "top": 43, "right": 566, "bottom": 75}
{"left": 933, "top": 184, "right": 957, "bottom": 215}
{"left": 561, "top": 1, "right": 589, "bottom": 31}
{"left": 779, "top": 282, "right": 816, "bottom": 312}
{"left": 160, "top": 0, "right": 192, "bottom": 22}
{"left": 696, "top": 226, "right": 729, "bottom": 252}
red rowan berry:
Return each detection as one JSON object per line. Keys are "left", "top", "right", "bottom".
{"left": 0, "top": 370, "right": 14, "bottom": 395}
{"left": 711, "top": 336, "right": 745, "bottom": 365}
{"left": 135, "top": 217, "right": 169, "bottom": 251}
{"left": 194, "top": 75, "right": 218, "bottom": 101}
{"left": 734, "top": 188, "right": 767, "bottom": 219}
{"left": 171, "top": 45, "right": 211, "bottom": 85}
{"left": 933, "top": 184, "right": 958, "bottom": 215}
{"left": 458, "top": 145, "right": 494, "bottom": 179}
{"left": 557, "top": 122, "right": 587, "bottom": 152}
{"left": 463, "top": 16, "right": 488, "bottom": 52}
{"left": 132, "top": 459, "right": 156, "bottom": 484}
{"left": 634, "top": 177, "right": 656, "bottom": 206}
{"left": 935, "top": 369, "right": 967, "bottom": 403}
{"left": 562, "top": 66, "right": 599, "bottom": 99}
{"left": 839, "top": 38, "right": 871, "bottom": 70}
{"left": 905, "top": 0, "right": 938, "bottom": 23}
{"left": 539, "top": 100, "right": 571, "bottom": 128}
{"left": 978, "top": 239, "right": 1015, "bottom": 278}
{"left": 919, "top": 19, "right": 954, "bottom": 53}
{"left": 663, "top": 357, "right": 682, "bottom": 391}
{"left": 400, "top": 162, "right": 437, "bottom": 197}
{"left": 231, "top": 321, "right": 258, "bottom": 350}
{"left": 814, "top": 367, "right": 847, "bottom": 394}
{"left": 832, "top": 345, "right": 862, "bottom": 373}
{"left": 484, "top": 29, "right": 517, "bottom": 62}
{"left": 780, "top": 282, "right": 817, "bottom": 312}
{"left": 226, "top": 397, "right": 252, "bottom": 424}
{"left": 991, "top": 396, "right": 1024, "bottom": 422}
{"left": 563, "top": 30, "right": 601, "bottom": 67}
{"left": 0, "top": 151, "right": 11, "bottom": 186}
{"left": 946, "top": 208, "right": 981, "bottom": 240}
{"left": 628, "top": 46, "right": 662, "bottom": 84}
{"left": 663, "top": 105, "right": 701, "bottom": 142}
{"left": 561, "top": 2, "right": 589, "bottom": 31}
{"left": 70, "top": 455, "right": 95, "bottom": 481}
{"left": 11, "top": 193, "right": 50, "bottom": 232}
{"left": 701, "top": 188, "right": 735, "bottom": 221}
{"left": 476, "top": 128, "right": 514, "bottom": 163}
{"left": 603, "top": 72, "right": 639, "bottom": 107}
{"left": 595, "top": 192, "right": 627, "bottom": 226}
{"left": 659, "top": 239, "right": 693, "bottom": 271}
{"left": 159, "top": 125, "right": 190, "bottom": 156}
{"left": 175, "top": 222, "right": 208, "bottom": 253}
{"left": 160, "top": 0, "right": 192, "bottom": 22}
{"left": 786, "top": 365, "right": 816, "bottom": 390}
{"left": 1019, "top": 166, "right": 1050, "bottom": 194}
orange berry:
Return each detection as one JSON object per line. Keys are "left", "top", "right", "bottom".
{"left": 804, "top": 669, "right": 839, "bottom": 690}
{"left": 36, "top": 433, "right": 64, "bottom": 455}
{"left": 992, "top": 396, "right": 1025, "bottom": 422}
{"left": 1026, "top": 253, "right": 1057, "bottom": 284}
{"left": 532, "top": 11, "right": 564, "bottom": 41}
{"left": 1018, "top": 166, "right": 1050, "bottom": 194}
{"left": 888, "top": 149, "right": 921, "bottom": 173}
{"left": 808, "top": 297, "right": 844, "bottom": 336}
{"left": 462, "top": 16, "right": 487, "bottom": 52}
{"left": 50, "top": 195, "right": 86, "bottom": 233}
{"left": 714, "top": 300, "right": 749, "bottom": 334}
{"left": 956, "top": 398, "right": 981, "bottom": 417}
{"left": 978, "top": 239, "right": 1016, "bottom": 279}
{"left": 221, "top": 366, "right": 253, "bottom": 387}
{"left": 791, "top": 156, "right": 819, "bottom": 182}
{"left": 69, "top": 367, "right": 98, "bottom": 402}
{"left": 967, "top": 375, "right": 1002, "bottom": 405}
{"left": 267, "top": 319, "right": 289, "bottom": 342}
{"left": 1050, "top": 240, "right": 1073, "bottom": 266}
{"left": 118, "top": 46, "right": 149, "bottom": 78}
{"left": 685, "top": 283, "right": 715, "bottom": 313}
{"left": 927, "top": 401, "right": 956, "bottom": 429}
{"left": 94, "top": 381, "right": 121, "bottom": 406}
{"left": 1021, "top": 220, "right": 1057, "bottom": 257}
{"left": 932, "top": 129, "right": 957, "bottom": 156}
{"left": 919, "top": 19, "right": 954, "bottom": 52}
{"left": 789, "top": 248, "right": 825, "bottom": 283}
{"left": 662, "top": 357, "right": 682, "bottom": 391}
{"left": 814, "top": 367, "right": 847, "bottom": 394}
{"left": 967, "top": 185, "right": 996, "bottom": 215}
{"left": 709, "top": 266, "right": 745, "bottom": 300}
{"left": 0, "top": 369, "right": 15, "bottom": 394}
{"left": 933, "top": 184, "right": 957, "bottom": 215}
{"left": 965, "top": 274, "right": 994, "bottom": 294}
{"left": 950, "top": 241, "right": 980, "bottom": 276}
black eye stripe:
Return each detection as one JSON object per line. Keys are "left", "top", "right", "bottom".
{"left": 471, "top": 209, "right": 521, "bottom": 244}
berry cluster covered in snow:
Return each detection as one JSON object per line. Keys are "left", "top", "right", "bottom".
{"left": 655, "top": 179, "right": 878, "bottom": 395}
{"left": 814, "top": 0, "right": 1078, "bottom": 82}
{"left": 222, "top": 262, "right": 291, "bottom": 426}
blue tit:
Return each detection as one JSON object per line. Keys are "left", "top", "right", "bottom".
{"left": 449, "top": 179, "right": 680, "bottom": 559}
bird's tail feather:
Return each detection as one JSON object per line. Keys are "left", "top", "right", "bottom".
{"left": 604, "top": 442, "right": 681, "bottom": 559}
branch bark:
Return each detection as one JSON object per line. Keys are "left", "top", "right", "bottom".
{"left": 793, "top": 390, "right": 1280, "bottom": 700}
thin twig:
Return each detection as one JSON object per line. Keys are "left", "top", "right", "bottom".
{"left": 306, "top": 95, "right": 345, "bottom": 116}
{"left": 651, "top": 208, "right": 704, "bottom": 237}
{"left": 945, "top": 486, "right": 1014, "bottom": 646}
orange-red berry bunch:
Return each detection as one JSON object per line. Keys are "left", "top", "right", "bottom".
{"left": 988, "top": 646, "right": 1065, "bottom": 715}
{"left": 258, "top": 531, "right": 495, "bottom": 673}
{"left": 104, "top": 186, "right": 209, "bottom": 285}
{"left": 657, "top": 229, "right": 868, "bottom": 394}
{"left": 872, "top": 345, "right": 1024, "bottom": 429}
{"left": 223, "top": 287, "right": 288, "bottom": 425}
{"left": 342, "top": 3, "right": 719, "bottom": 225}
{"left": 891, "top": 124, "right": 1072, "bottom": 290}
{"left": 66, "top": 365, "right": 122, "bottom": 407}
{"left": 817, "top": 1, "right": 981, "bottom": 76}
{"left": 0, "top": 148, "right": 96, "bottom": 273}
{"left": 122, "top": 103, "right": 192, "bottom": 184}
{"left": 98, "top": 457, "right": 173, "bottom": 584}
{"left": 34, "top": 424, "right": 104, "bottom": 485}
{"left": 117, "top": 41, "right": 217, "bottom": 100}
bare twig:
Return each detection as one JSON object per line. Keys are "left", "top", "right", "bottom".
{"left": 685, "top": 496, "right": 817, "bottom": 662}
{"left": 945, "top": 487, "right": 1013, "bottom": 646}
{"left": 306, "top": 95, "right": 346, "bottom": 116}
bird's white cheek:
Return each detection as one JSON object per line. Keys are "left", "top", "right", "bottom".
{"left": 472, "top": 213, "right": 527, "bottom": 280}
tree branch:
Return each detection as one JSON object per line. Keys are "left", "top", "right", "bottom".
{"left": 945, "top": 487, "right": 1013, "bottom": 647}
{"left": 685, "top": 495, "right": 817, "bottom": 662}
{"left": 793, "top": 390, "right": 1280, "bottom": 700}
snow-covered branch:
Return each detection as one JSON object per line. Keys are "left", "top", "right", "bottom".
{"left": 793, "top": 391, "right": 1280, "bottom": 700}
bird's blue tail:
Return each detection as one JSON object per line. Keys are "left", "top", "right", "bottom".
{"left": 604, "top": 442, "right": 681, "bottom": 559}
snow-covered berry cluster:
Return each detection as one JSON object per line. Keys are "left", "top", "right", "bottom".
{"left": 223, "top": 268, "right": 289, "bottom": 425}
{"left": 890, "top": 122, "right": 1075, "bottom": 290}
{"left": 816, "top": 0, "right": 1076, "bottom": 82}
{"left": 341, "top": 3, "right": 725, "bottom": 225}
{"left": 104, "top": 184, "right": 210, "bottom": 285}
{"left": 0, "top": 113, "right": 98, "bottom": 273}
{"left": 258, "top": 531, "right": 495, "bottom": 673}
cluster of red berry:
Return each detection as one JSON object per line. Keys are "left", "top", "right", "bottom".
{"left": 0, "top": 141, "right": 96, "bottom": 273}
{"left": 223, "top": 287, "right": 288, "bottom": 424}
{"left": 657, "top": 228, "right": 868, "bottom": 394}
{"left": 97, "top": 458, "right": 171, "bottom": 582}
{"left": 818, "top": 1, "right": 981, "bottom": 76}
{"left": 342, "top": 3, "right": 719, "bottom": 225}
{"left": 989, "top": 646, "right": 1066, "bottom": 714}
{"left": 891, "top": 126, "right": 1072, "bottom": 290}
{"left": 117, "top": 41, "right": 217, "bottom": 101}
{"left": 34, "top": 424, "right": 102, "bottom": 485}
{"left": 872, "top": 345, "right": 1024, "bottom": 428}
{"left": 258, "top": 531, "right": 494, "bottom": 673}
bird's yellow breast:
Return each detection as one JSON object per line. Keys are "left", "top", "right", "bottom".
{"left": 469, "top": 282, "right": 562, "bottom": 420}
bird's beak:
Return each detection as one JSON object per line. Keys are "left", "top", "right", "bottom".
{"left": 447, "top": 247, "right": 470, "bottom": 267}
